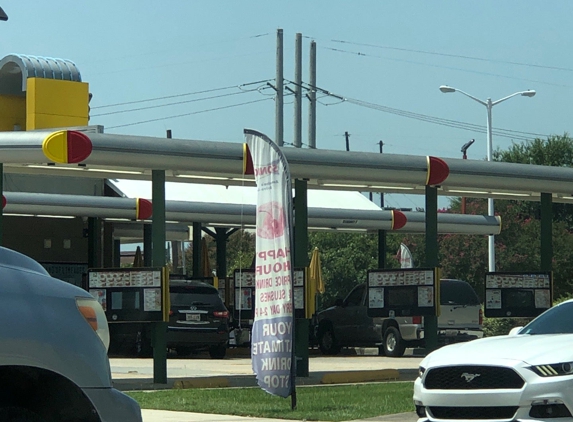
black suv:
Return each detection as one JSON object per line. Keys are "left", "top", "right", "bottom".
{"left": 110, "top": 280, "right": 230, "bottom": 359}
{"left": 167, "top": 280, "right": 229, "bottom": 358}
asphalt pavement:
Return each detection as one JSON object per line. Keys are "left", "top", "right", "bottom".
{"left": 111, "top": 347, "right": 421, "bottom": 422}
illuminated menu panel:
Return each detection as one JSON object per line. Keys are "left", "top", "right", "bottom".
{"left": 484, "top": 272, "right": 552, "bottom": 318}
{"left": 367, "top": 268, "right": 439, "bottom": 318}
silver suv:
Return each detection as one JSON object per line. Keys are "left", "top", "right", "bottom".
{"left": 314, "top": 279, "right": 483, "bottom": 357}
{"left": 0, "top": 246, "right": 141, "bottom": 422}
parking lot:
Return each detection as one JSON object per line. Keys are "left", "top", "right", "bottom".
{"left": 110, "top": 347, "right": 423, "bottom": 389}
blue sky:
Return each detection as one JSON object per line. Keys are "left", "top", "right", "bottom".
{"left": 2, "top": 1, "right": 571, "bottom": 210}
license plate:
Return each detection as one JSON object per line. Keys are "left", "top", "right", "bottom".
{"left": 186, "top": 314, "right": 201, "bottom": 321}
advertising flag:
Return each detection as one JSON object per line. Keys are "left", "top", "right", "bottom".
{"left": 243, "top": 129, "right": 295, "bottom": 399}
{"left": 398, "top": 243, "right": 414, "bottom": 268}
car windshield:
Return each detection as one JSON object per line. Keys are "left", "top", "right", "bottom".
{"left": 440, "top": 280, "right": 480, "bottom": 306}
{"left": 170, "top": 286, "right": 220, "bottom": 307}
{"left": 520, "top": 302, "right": 573, "bottom": 335}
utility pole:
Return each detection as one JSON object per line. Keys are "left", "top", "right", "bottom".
{"left": 308, "top": 40, "right": 317, "bottom": 149}
{"left": 294, "top": 33, "right": 302, "bottom": 148}
{"left": 275, "top": 29, "right": 284, "bottom": 146}
{"left": 345, "top": 131, "right": 350, "bottom": 152}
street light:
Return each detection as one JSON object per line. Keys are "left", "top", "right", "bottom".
{"left": 440, "top": 85, "right": 536, "bottom": 272}
{"left": 0, "top": 6, "right": 7, "bottom": 21}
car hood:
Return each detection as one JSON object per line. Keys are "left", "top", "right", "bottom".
{"left": 422, "top": 334, "right": 573, "bottom": 367}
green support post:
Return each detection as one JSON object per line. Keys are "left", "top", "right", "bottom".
{"left": 87, "top": 217, "right": 101, "bottom": 268}
{"left": 113, "top": 239, "right": 121, "bottom": 268}
{"left": 192, "top": 222, "right": 201, "bottom": 277}
{"left": 540, "top": 193, "right": 553, "bottom": 273}
{"left": 0, "top": 163, "right": 3, "bottom": 245}
{"left": 424, "top": 186, "right": 438, "bottom": 353}
{"left": 294, "top": 179, "right": 309, "bottom": 377}
{"left": 143, "top": 224, "right": 152, "bottom": 267}
{"left": 152, "top": 169, "right": 167, "bottom": 384}
{"left": 378, "top": 230, "right": 386, "bottom": 269}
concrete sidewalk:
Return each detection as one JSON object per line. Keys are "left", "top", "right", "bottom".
{"left": 141, "top": 409, "right": 419, "bottom": 422}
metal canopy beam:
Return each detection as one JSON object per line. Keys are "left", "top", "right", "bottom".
{"left": 2, "top": 191, "right": 502, "bottom": 235}
{"left": 3, "top": 130, "right": 573, "bottom": 203}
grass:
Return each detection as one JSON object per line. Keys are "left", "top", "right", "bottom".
{"left": 128, "top": 382, "right": 415, "bottom": 421}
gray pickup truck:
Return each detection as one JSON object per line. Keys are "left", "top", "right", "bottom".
{"left": 314, "top": 279, "right": 483, "bottom": 357}
{"left": 0, "top": 246, "right": 141, "bottom": 422}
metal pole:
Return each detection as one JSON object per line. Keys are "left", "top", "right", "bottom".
{"left": 294, "top": 179, "right": 309, "bottom": 378}
{"left": 308, "top": 40, "right": 317, "bottom": 149}
{"left": 378, "top": 141, "right": 386, "bottom": 269}
{"left": 276, "top": 29, "right": 284, "bottom": 147}
{"left": 425, "top": 185, "right": 438, "bottom": 352}
{"left": 151, "top": 167, "right": 167, "bottom": 384}
{"left": 0, "top": 163, "right": 3, "bottom": 245}
{"left": 294, "top": 33, "right": 302, "bottom": 148}
{"left": 540, "top": 193, "right": 553, "bottom": 273}
{"left": 486, "top": 99, "right": 495, "bottom": 272}
{"left": 345, "top": 131, "right": 350, "bottom": 151}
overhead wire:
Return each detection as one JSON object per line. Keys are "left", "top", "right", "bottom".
{"left": 285, "top": 78, "right": 549, "bottom": 142}
{"left": 331, "top": 39, "right": 573, "bottom": 73}
{"left": 106, "top": 97, "right": 273, "bottom": 129}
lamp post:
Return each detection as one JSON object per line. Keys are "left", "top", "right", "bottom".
{"left": 460, "top": 139, "right": 475, "bottom": 214}
{"left": 439, "top": 85, "right": 536, "bottom": 272}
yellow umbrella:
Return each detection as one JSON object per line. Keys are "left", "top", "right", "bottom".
{"left": 133, "top": 246, "right": 143, "bottom": 268}
{"left": 201, "top": 237, "right": 212, "bottom": 277}
{"left": 309, "top": 247, "right": 325, "bottom": 294}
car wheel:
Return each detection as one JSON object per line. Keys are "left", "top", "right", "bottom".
{"left": 317, "top": 325, "right": 341, "bottom": 355}
{"left": 209, "top": 344, "right": 227, "bottom": 359}
{"left": 0, "top": 407, "right": 47, "bottom": 422}
{"left": 383, "top": 326, "right": 405, "bottom": 357}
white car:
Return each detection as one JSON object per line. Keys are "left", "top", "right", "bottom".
{"left": 414, "top": 299, "right": 573, "bottom": 421}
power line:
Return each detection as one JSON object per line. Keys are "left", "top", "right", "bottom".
{"left": 323, "top": 47, "right": 571, "bottom": 88}
{"left": 331, "top": 39, "right": 573, "bottom": 73}
{"left": 286, "top": 79, "right": 549, "bottom": 141}
{"left": 92, "top": 90, "right": 254, "bottom": 117}
{"left": 105, "top": 97, "right": 273, "bottom": 129}
{"left": 92, "top": 79, "right": 272, "bottom": 109}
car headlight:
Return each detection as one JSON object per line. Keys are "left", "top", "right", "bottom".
{"left": 529, "top": 362, "right": 573, "bottom": 377}
{"left": 418, "top": 366, "right": 426, "bottom": 378}
{"left": 76, "top": 297, "right": 110, "bottom": 351}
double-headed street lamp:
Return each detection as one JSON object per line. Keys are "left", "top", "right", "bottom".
{"left": 439, "top": 85, "right": 536, "bottom": 272}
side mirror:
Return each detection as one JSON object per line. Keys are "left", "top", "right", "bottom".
{"left": 334, "top": 298, "right": 344, "bottom": 307}
{"left": 508, "top": 326, "right": 523, "bottom": 336}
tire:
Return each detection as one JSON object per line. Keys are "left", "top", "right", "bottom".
{"left": 0, "top": 407, "right": 47, "bottom": 422}
{"left": 383, "top": 326, "right": 406, "bottom": 357}
{"left": 317, "top": 325, "right": 341, "bottom": 355}
{"left": 209, "top": 344, "right": 227, "bottom": 359}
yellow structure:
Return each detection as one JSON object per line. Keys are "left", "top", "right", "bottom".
{"left": 0, "top": 95, "right": 25, "bottom": 131}
{"left": 26, "top": 78, "right": 89, "bottom": 130}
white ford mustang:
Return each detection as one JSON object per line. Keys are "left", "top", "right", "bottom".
{"left": 414, "top": 299, "right": 573, "bottom": 421}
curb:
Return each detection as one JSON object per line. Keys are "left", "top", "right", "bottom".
{"left": 174, "top": 377, "right": 231, "bottom": 389}
{"left": 320, "top": 369, "right": 399, "bottom": 384}
{"left": 115, "top": 369, "right": 414, "bottom": 391}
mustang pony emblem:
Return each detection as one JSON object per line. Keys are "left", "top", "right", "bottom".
{"left": 460, "top": 372, "right": 481, "bottom": 382}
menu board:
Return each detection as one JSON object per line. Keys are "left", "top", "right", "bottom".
{"left": 87, "top": 268, "right": 168, "bottom": 323}
{"left": 233, "top": 268, "right": 307, "bottom": 322}
{"left": 366, "top": 268, "right": 439, "bottom": 318}
{"left": 484, "top": 272, "right": 552, "bottom": 318}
